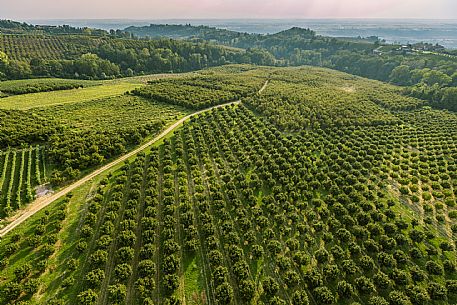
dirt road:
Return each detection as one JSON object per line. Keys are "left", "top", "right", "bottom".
{"left": 0, "top": 100, "right": 242, "bottom": 238}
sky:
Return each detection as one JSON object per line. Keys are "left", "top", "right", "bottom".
{"left": 0, "top": 0, "right": 456, "bottom": 20}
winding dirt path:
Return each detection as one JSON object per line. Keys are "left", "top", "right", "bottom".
{"left": 0, "top": 100, "right": 242, "bottom": 238}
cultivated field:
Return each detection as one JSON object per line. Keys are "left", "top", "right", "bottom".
{"left": 0, "top": 66, "right": 456, "bottom": 305}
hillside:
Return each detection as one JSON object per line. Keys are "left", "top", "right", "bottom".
{"left": 0, "top": 65, "right": 456, "bottom": 305}
{"left": 0, "top": 20, "right": 275, "bottom": 80}
{"left": 126, "top": 24, "right": 457, "bottom": 112}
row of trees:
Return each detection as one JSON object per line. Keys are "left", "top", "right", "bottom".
{"left": 0, "top": 34, "right": 276, "bottom": 80}
{"left": 0, "top": 198, "right": 69, "bottom": 303}
{"left": 1, "top": 98, "right": 456, "bottom": 304}
{"left": 0, "top": 146, "right": 45, "bottom": 216}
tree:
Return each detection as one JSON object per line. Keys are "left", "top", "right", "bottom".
{"left": 138, "top": 260, "right": 156, "bottom": 277}
{"left": 2, "top": 282, "right": 22, "bottom": 302}
{"left": 313, "top": 286, "right": 335, "bottom": 304}
{"left": 389, "top": 65, "right": 412, "bottom": 85}
{"left": 0, "top": 51, "right": 8, "bottom": 67}
{"left": 0, "top": 51, "right": 8, "bottom": 79}
{"left": 337, "top": 280, "right": 354, "bottom": 299}
{"left": 355, "top": 276, "right": 376, "bottom": 295}
{"left": 292, "top": 290, "right": 309, "bottom": 305}
{"left": 421, "top": 69, "right": 452, "bottom": 87}
{"left": 262, "top": 276, "right": 279, "bottom": 297}
{"left": 114, "top": 263, "right": 132, "bottom": 282}
{"left": 368, "top": 296, "right": 389, "bottom": 305}
{"left": 6, "top": 60, "right": 32, "bottom": 79}
{"left": 215, "top": 282, "right": 233, "bottom": 304}
{"left": 427, "top": 282, "right": 447, "bottom": 301}
{"left": 77, "top": 289, "right": 98, "bottom": 305}
{"left": 425, "top": 261, "right": 443, "bottom": 276}
{"left": 108, "top": 284, "right": 127, "bottom": 303}
{"left": 85, "top": 269, "right": 105, "bottom": 288}
{"left": 239, "top": 280, "right": 255, "bottom": 302}
{"left": 440, "top": 87, "right": 457, "bottom": 111}
{"left": 388, "top": 290, "right": 411, "bottom": 305}
{"left": 452, "top": 72, "right": 457, "bottom": 86}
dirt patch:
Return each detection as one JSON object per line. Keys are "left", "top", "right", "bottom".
{"left": 35, "top": 184, "right": 54, "bottom": 198}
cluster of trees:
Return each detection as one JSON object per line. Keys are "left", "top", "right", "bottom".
{"left": 64, "top": 105, "right": 457, "bottom": 303}
{"left": 47, "top": 122, "right": 163, "bottom": 184}
{"left": 0, "top": 32, "right": 276, "bottom": 80}
{"left": 0, "top": 78, "right": 92, "bottom": 95}
{"left": 0, "top": 19, "right": 107, "bottom": 36}
{"left": 133, "top": 73, "right": 266, "bottom": 109}
{"left": 0, "top": 198, "right": 69, "bottom": 303}
{"left": 1, "top": 85, "right": 457, "bottom": 304}
{"left": 0, "top": 109, "right": 58, "bottom": 148}
{"left": 0, "top": 52, "right": 120, "bottom": 80}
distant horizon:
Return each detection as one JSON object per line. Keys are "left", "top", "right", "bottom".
{"left": 2, "top": 0, "right": 456, "bottom": 20}
{"left": 22, "top": 17, "right": 457, "bottom": 22}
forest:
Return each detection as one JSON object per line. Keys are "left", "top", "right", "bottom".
{"left": 0, "top": 65, "right": 456, "bottom": 305}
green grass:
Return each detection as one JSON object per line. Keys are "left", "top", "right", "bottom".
{"left": 0, "top": 82, "right": 142, "bottom": 110}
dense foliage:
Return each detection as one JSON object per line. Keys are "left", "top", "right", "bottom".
{"left": 0, "top": 78, "right": 97, "bottom": 95}
{"left": 0, "top": 32, "right": 275, "bottom": 80}
{"left": 0, "top": 109, "right": 58, "bottom": 148}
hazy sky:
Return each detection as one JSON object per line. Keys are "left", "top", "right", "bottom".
{"left": 1, "top": 0, "right": 456, "bottom": 20}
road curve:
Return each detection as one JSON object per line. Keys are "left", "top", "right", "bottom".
{"left": 0, "top": 100, "right": 242, "bottom": 238}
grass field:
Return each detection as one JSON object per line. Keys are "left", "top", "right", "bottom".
{"left": 0, "top": 82, "right": 143, "bottom": 110}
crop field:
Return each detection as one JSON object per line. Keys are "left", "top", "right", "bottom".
{"left": 0, "top": 66, "right": 456, "bottom": 305}
{"left": 0, "top": 82, "right": 142, "bottom": 110}
{"left": 0, "top": 146, "right": 47, "bottom": 217}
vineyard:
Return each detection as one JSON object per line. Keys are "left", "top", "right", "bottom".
{"left": 0, "top": 65, "right": 456, "bottom": 305}
{"left": 0, "top": 146, "right": 47, "bottom": 217}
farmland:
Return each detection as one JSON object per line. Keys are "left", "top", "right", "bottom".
{"left": 0, "top": 146, "right": 47, "bottom": 217}
{"left": 0, "top": 66, "right": 456, "bottom": 305}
